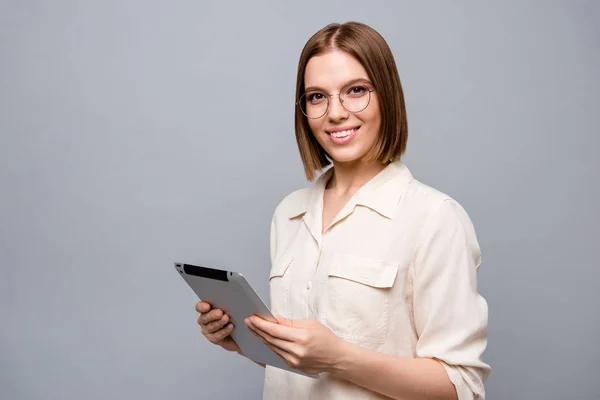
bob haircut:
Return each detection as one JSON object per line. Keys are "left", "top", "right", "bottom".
{"left": 295, "top": 21, "right": 408, "bottom": 181}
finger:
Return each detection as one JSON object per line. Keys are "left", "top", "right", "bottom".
{"left": 200, "top": 314, "right": 230, "bottom": 334}
{"left": 205, "top": 314, "right": 229, "bottom": 334}
{"left": 247, "top": 321, "right": 299, "bottom": 355}
{"left": 195, "top": 301, "right": 211, "bottom": 313}
{"left": 248, "top": 324, "right": 297, "bottom": 367}
{"left": 205, "top": 323, "right": 234, "bottom": 343}
{"left": 248, "top": 316, "right": 299, "bottom": 342}
{"left": 199, "top": 308, "right": 224, "bottom": 325}
{"left": 197, "top": 311, "right": 218, "bottom": 327}
{"left": 277, "top": 315, "right": 316, "bottom": 329}
{"left": 275, "top": 315, "right": 292, "bottom": 326}
{"left": 266, "top": 340, "right": 297, "bottom": 367}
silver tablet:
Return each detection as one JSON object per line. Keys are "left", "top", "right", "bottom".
{"left": 174, "top": 262, "right": 318, "bottom": 379}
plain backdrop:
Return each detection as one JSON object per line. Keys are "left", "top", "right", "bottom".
{"left": 1, "top": 1, "right": 598, "bottom": 399}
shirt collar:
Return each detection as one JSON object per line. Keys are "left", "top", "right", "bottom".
{"left": 287, "top": 159, "right": 413, "bottom": 220}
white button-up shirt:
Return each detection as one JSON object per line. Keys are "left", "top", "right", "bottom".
{"left": 263, "top": 160, "right": 490, "bottom": 399}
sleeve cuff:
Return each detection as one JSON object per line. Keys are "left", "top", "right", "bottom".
{"left": 437, "top": 359, "right": 485, "bottom": 400}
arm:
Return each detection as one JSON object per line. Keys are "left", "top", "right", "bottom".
{"left": 331, "top": 342, "right": 457, "bottom": 400}
{"left": 409, "top": 199, "right": 490, "bottom": 399}
{"left": 246, "top": 317, "right": 456, "bottom": 400}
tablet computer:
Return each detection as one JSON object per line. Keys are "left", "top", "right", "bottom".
{"left": 174, "top": 262, "right": 318, "bottom": 379}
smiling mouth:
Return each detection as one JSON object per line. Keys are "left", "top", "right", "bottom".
{"left": 327, "top": 126, "right": 360, "bottom": 138}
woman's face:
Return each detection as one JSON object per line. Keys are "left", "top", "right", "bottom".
{"left": 303, "top": 50, "right": 381, "bottom": 165}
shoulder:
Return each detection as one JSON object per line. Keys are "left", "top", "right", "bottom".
{"left": 405, "top": 179, "right": 481, "bottom": 266}
{"left": 403, "top": 178, "right": 459, "bottom": 216}
{"left": 402, "top": 177, "right": 478, "bottom": 240}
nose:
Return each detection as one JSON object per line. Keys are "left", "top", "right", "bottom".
{"left": 327, "top": 94, "right": 348, "bottom": 121}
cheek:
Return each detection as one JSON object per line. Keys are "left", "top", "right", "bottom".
{"left": 368, "top": 99, "right": 382, "bottom": 126}
{"left": 307, "top": 119, "right": 325, "bottom": 139}
{"left": 360, "top": 106, "right": 382, "bottom": 136}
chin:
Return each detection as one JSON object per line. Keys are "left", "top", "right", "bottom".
{"left": 327, "top": 150, "right": 366, "bottom": 164}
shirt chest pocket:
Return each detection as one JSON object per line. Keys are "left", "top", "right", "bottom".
{"left": 321, "top": 253, "right": 399, "bottom": 344}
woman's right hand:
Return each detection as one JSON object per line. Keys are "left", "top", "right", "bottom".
{"left": 196, "top": 301, "right": 241, "bottom": 354}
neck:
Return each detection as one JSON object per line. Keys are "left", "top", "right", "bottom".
{"left": 326, "top": 158, "right": 388, "bottom": 196}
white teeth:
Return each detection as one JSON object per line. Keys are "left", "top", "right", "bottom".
{"left": 330, "top": 128, "right": 356, "bottom": 138}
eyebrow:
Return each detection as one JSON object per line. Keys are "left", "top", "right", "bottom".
{"left": 304, "top": 78, "right": 373, "bottom": 93}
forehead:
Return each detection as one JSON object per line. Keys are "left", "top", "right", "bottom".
{"left": 304, "top": 50, "right": 370, "bottom": 90}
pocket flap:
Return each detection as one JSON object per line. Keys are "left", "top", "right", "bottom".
{"left": 269, "top": 254, "right": 294, "bottom": 279}
{"left": 328, "top": 254, "right": 398, "bottom": 288}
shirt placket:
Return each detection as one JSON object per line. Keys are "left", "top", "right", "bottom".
{"left": 306, "top": 236, "right": 326, "bottom": 318}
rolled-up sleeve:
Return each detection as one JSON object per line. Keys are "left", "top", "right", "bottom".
{"left": 411, "top": 199, "right": 490, "bottom": 399}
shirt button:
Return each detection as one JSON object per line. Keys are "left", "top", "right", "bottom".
{"left": 306, "top": 281, "right": 312, "bottom": 290}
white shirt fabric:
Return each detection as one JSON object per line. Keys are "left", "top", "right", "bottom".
{"left": 263, "top": 160, "right": 490, "bottom": 399}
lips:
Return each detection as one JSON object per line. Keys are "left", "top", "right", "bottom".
{"left": 326, "top": 126, "right": 360, "bottom": 138}
{"left": 325, "top": 126, "right": 360, "bottom": 145}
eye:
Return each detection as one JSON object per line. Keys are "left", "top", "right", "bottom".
{"left": 307, "top": 92, "right": 326, "bottom": 104}
{"left": 346, "top": 85, "right": 369, "bottom": 97}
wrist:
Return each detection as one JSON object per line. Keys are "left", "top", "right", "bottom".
{"left": 329, "top": 338, "right": 357, "bottom": 376}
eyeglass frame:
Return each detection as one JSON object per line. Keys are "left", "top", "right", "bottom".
{"left": 296, "top": 83, "right": 377, "bottom": 119}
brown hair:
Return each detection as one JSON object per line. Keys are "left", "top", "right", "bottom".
{"left": 295, "top": 21, "right": 408, "bottom": 181}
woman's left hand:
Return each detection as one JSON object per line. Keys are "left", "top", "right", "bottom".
{"left": 245, "top": 315, "right": 345, "bottom": 375}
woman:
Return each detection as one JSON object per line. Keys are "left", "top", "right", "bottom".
{"left": 196, "top": 21, "right": 490, "bottom": 400}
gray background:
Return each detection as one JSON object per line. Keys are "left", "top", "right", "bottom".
{"left": 1, "top": 1, "right": 598, "bottom": 399}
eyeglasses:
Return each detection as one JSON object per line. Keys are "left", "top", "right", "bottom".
{"left": 297, "top": 83, "right": 376, "bottom": 119}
